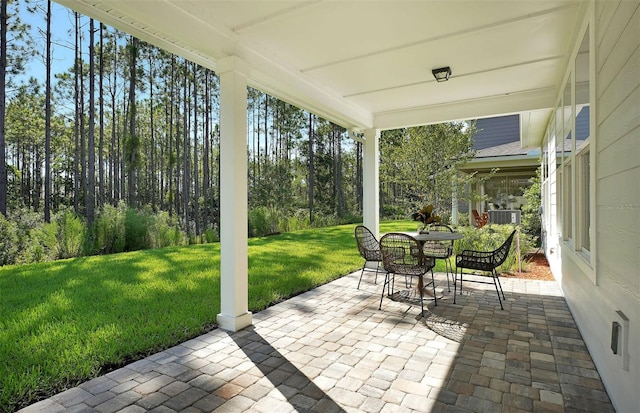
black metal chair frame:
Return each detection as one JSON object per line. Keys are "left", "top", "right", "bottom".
{"left": 454, "top": 230, "right": 517, "bottom": 310}
{"left": 379, "top": 233, "right": 437, "bottom": 317}
{"left": 421, "top": 224, "right": 454, "bottom": 292}
{"left": 354, "top": 225, "right": 383, "bottom": 289}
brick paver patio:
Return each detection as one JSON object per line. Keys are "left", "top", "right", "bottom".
{"left": 19, "top": 271, "right": 615, "bottom": 412}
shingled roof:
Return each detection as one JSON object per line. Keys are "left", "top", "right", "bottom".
{"left": 476, "top": 140, "right": 532, "bottom": 157}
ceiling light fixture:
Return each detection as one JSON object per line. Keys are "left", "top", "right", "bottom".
{"left": 432, "top": 66, "right": 451, "bottom": 82}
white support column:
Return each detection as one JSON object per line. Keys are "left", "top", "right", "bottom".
{"left": 216, "top": 56, "right": 252, "bottom": 332}
{"left": 362, "top": 129, "right": 380, "bottom": 237}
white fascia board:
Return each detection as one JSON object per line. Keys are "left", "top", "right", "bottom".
{"left": 55, "top": 0, "right": 231, "bottom": 70}
{"left": 459, "top": 154, "right": 541, "bottom": 173}
{"left": 521, "top": 109, "right": 552, "bottom": 148}
{"left": 244, "top": 49, "right": 374, "bottom": 130}
{"left": 374, "top": 87, "right": 556, "bottom": 131}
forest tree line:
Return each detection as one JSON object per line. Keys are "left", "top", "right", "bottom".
{"left": 0, "top": 0, "right": 482, "bottom": 265}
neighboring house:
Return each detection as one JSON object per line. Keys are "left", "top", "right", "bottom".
{"left": 459, "top": 110, "right": 590, "bottom": 227}
{"left": 457, "top": 115, "right": 540, "bottom": 225}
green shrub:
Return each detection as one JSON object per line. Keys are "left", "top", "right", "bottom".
{"left": 53, "top": 210, "right": 86, "bottom": 259}
{"left": 0, "top": 214, "right": 19, "bottom": 266}
{"left": 91, "top": 203, "right": 127, "bottom": 254}
{"left": 124, "top": 208, "right": 151, "bottom": 251}
{"left": 246, "top": 207, "right": 359, "bottom": 237}
{"left": 521, "top": 167, "right": 542, "bottom": 245}
{"left": 381, "top": 204, "right": 405, "bottom": 219}
{"left": 456, "top": 212, "right": 470, "bottom": 227}
{"left": 248, "top": 206, "right": 282, "bottom": 237}
{"left": 21, "top": 222, "right": 58, "bottom": 263}
{"left": 248, "top": 207, "right": 268, "bottom": 237}
{"left": 310, "top": 212, "right": 341, "bottom": 228}
{"left": 338, "top": 212, "right": 363, "bottom": 225}
{"left": 203, "top": 228, "right": 219, "bottom": 243}
{"left": 149, "top": 211, "right": 185, "bottom": 248}
{"left": 453, "top": 224, "right": 534, "bottom": 273}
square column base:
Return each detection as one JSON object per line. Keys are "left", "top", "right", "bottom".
{"left": 217, "top": 312, "right": 253, "bottom": 332}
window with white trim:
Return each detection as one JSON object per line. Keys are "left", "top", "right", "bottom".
{"left": 577, "top": 144, "right": 590, "bottom": 252}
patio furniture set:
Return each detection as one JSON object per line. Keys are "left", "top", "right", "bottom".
{"left": 354, "top": 225, "right": 516, "bottom": 316}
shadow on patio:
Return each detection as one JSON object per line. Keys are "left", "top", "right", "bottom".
{"left": 20, "top": 271, "right": 615, "bottom": 412}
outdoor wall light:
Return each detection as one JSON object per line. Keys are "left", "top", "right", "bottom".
{"left": 432, "top": 66, "right": 451, "bottom": 82}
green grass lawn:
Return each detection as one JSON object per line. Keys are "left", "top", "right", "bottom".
{"left": 1, "top": 221, "right": 425, "bottom": 412}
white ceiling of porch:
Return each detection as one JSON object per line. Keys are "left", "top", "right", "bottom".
{"left": 56, "top": 0, "right": 583, "bottom": 146}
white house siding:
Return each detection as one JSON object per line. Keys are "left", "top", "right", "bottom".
{"left": 547, "top": 165, "right": 561, "bottom": 283}
{"left": 548, "top": 2, "right": 640, "bottom": 412}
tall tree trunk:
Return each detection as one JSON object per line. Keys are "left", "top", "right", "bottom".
{"left": 202, "top": 70, "right": 210, "bottom": 230}
{"left": 44, "top": 0, "right": 51, "bottom": 222}
{"left": 256, "top": 92, "right": 260, "bottom": 184}
{"left": 109, "top": 36, "right": 117, "bottom": 205}
{"left": 174, "top": 91, "right": 181, "bottom": 217}
{"left": 192, "top": 62, "right": 199, "bottom": 236}
{"left": 251, "top": 91, "right": 256, "bottom": 193}
{"left": 335, "top": 126, "right": 344, "bottom": 217}
{"left": 98, "top": 22, "right": 104, "bottom": 208}
{"left": 264, "top": 94, "right": 268, "bottom": 164}
{"left": 127, "top": 36, "right": 138, "bottom": 208}
{"left": 79, "top": 20, "right": 86, "bottom": 214}
{"left": 33, "top": 146, "right": 41, "bottom": 211}
{"left": 168, "top": 55, "right": 175, "bottom": 215}
{"left": 149, "top": 51, "right": 155, "bottom": 211}
{"left": 86, "top": 18, "right": 96, "bottom": 223}
{"left": 182, "top": 59, "right": 190, "bottom": 237}
{"left": 0, "top": 0, "right": 6, "bottom": 217}
{"left": 308, "top": 113, "right": 314, "bottom": 224}
{"left": 73, "top": 12, "right": 80, "bottom": 213}
{"left": 160, "top": 101, "right": 167, "bottom": 211}
{"left": 20, "top": 146, "right": 26, "bottom": 207}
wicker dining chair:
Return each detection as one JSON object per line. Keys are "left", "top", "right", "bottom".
{"left": 354, "top": 225, "right": 383, "bottom": 289}
{"left": 454, "top": 229, "right": 517, "bottom": 310}
{"left": 379, "top": 233, "right": 436, "bottom": 317}
{"left": 422, "top": 224, "right": 455, "bottom": 292}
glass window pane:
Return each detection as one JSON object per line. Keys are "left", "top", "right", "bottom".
{"left": 564, "top": 162, "right": 572, "bottom": 240}
{"left": 581, "top": 150, "right": 590, "bottom": 251}
{"left": 576, "top": 27, "right": 590, "bottom": 150}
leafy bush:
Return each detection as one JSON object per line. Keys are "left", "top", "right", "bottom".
{"left": 290, "top": 209, "right": 311, "bottom": 230}
{"left": 456, "top": 212, "right": 470, "bottom": 227}
{"left": 248, "top": 207, "right": 283, "bottom": 237}
{"left": 247, "top": 207, "right": 361, "bottom": 237}
{"left": 91, "top": 203, "right": 127, "bottom": 254}
{"left": 53, "top": 209, "right": 87, "bottom": 259}
{"left": 21, "top": 222, "right": 58, "bottom": 263}
{"left": 203, "top": 228, "right": 219, "bottom": 243}
{"left": 338, "top": 212, "right": 363, "bottom": 225}
{"left": 248, "top": 207, "right": 267, "bottom": 237}
{"left": 124, "top": 208, "right": 152, "bottom": 251}
{"left": 149, "top": 211, "right": 185, "bottom": 248}
{"left": 0, "top": 214, "right": 19, "bottom": 266}
{"left": 381, "top": 204, "right": 406, "bottom": 219}
{"left": 521, "top": 167, "right": 542, "bottom": 245}
{"left": 453, "top": 224, "right": 534, "bottom": 273}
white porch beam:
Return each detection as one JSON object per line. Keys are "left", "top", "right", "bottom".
{"left": 374, "top": 87, "right": 556, "bottom": 131}
{"left": 217, "top": 56, "right": 252, "bottom": 332}
{"left": 362, "top": 129, "right": 380, "bottom": 237}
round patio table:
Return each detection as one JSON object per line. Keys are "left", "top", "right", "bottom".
{"left": 405, "top": 231, "right": 464, "bottom": 242}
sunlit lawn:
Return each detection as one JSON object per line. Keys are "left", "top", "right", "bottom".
{"left": 0, "top": 221, "right": 426, "bottom": 412}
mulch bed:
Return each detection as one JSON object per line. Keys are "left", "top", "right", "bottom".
{"left": 501, "top": 252, "right": 555, "bottom": 281}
